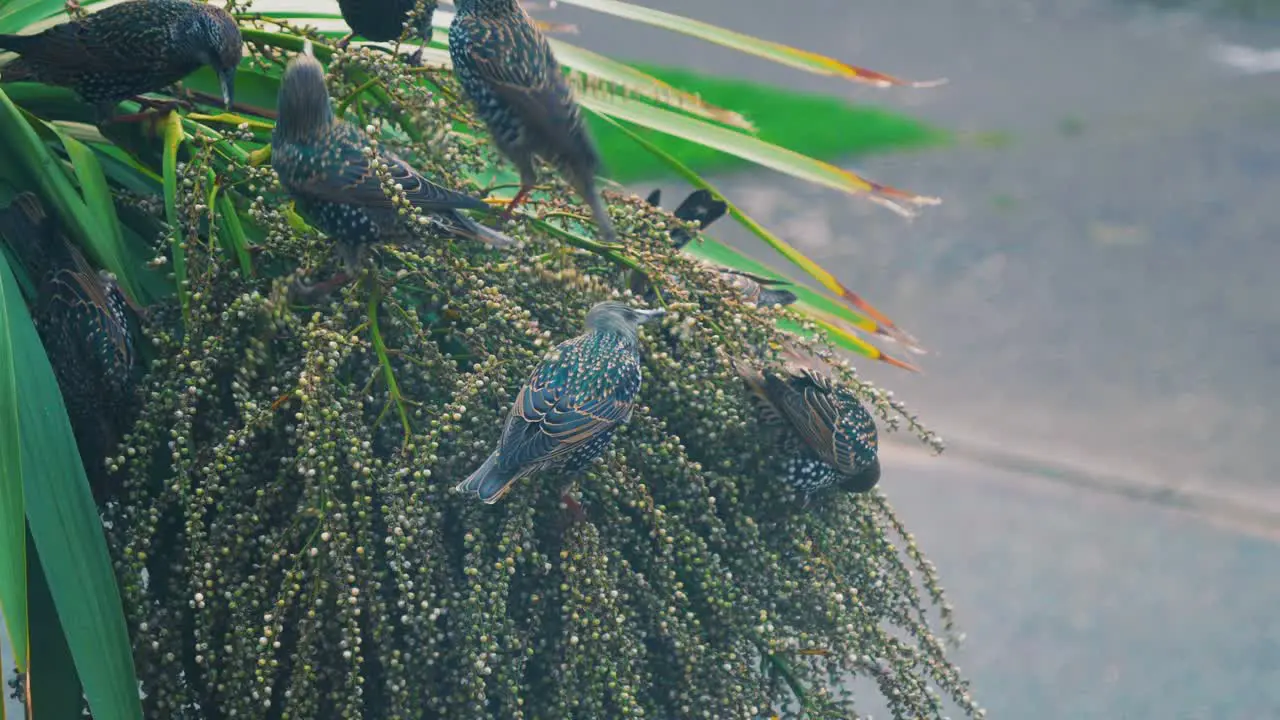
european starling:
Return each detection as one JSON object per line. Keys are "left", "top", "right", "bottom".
{"left": 736, "top": 362, "right": 880, "bottom": 497}
{"left": 272, "top": 42, "right": 512, "bottom": 286}
{"left": 0, "top": 193, "right": 140, "bottom": 495}
{"left": 336, "top": 0, "right": 435, "bottom": 63}
{"left": 0, "top": 0, "right": 242, "bottom": 113}
{"left": 457, "top": 301, "right": 665, "bottom": 504}
{"left": 449, "top": 0, "right": 617, "bottom": 243}
{"left": 631, "top": 188, "right": 798, "bottom": 308}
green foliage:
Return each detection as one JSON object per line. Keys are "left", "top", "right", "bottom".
{"left": 589, "top": 63, "right": 947, "bottom": 184}
{"left": 0, "top": 3, "right": 978, "bottom": 719}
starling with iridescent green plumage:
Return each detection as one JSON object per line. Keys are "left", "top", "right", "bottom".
{"left": 0, "top": 0, "right": 242, "bottom": 114}
{"left": 272, "top": 42, "right": 512, "bottom": 286}
{"left": 736, "top": 361, "right": 880, "bottom": 498}
{"left": 0, "top": 193, "right": 141, "bottom": 496}
{"left": 449, "top": 0, "right": 617, "bottom": 243}
{"left": 631, "top": 188, "right": 799, "bottom": 308}
{"left": 457, "top": 301, "right": 665, "bottom": 504}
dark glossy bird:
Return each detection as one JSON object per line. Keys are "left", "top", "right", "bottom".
{"left": 631, "top": 188, "right": 798, "bottom": 307}
{"left": 336, "top": 0, "right": 435, "bottom": 63}
{"left": 449, "top": 0, "right": 616, "bottom": 243}
{"left": 272, "top": 42, "right": 512, "bottom": 290}
{"left": 0, "top": 192, "right": 141, "bottom": 493}
{"left": 0, "top": 0, "right": 242, "bottom": 114}
{"left": 736, "top": 362, "right": 880, "bottom": 497}
{"left": 457, "top": 301, "right": 664, "bottom": 504}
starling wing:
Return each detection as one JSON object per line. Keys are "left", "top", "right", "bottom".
{"left": 761, "top": 368, "right": 849, "bottom": 472}
{"left": 298, "top": 124, "right": 490, "bottom": 215}
{"left": 462, "top": 336, "right": 637, "bottom": 503}
{"left": 460, "top": 20, "right": 595, "bottom": 173}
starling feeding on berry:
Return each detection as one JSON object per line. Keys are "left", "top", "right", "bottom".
{"left": 632, "top": 188, "right": 798, "bottom": 308}
{"left": 736, "top": 361, "right": 880, "bottom": 497}
{"left": 273, "top": 42, "right": 512, "bottom": 285}
{"left": 0, "top": 0, "right": 242, "bottom": 113}
{"left": 449, "top": 0, "right": 616, "bottom": 243}
{"left": 0, "top": 192, "right": 141, "bottom": 495}
{"left": 337, "top": 0, "right": 436, "bottom": 63}
{"left": 457, "top": 301, "right": 665, "bottom": 504}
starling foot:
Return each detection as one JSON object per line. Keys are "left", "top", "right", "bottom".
{"left": 289, "top": 271, "right": 354, "bottom": 304}
{"left": 560, "top": 492, "right": 587, "bottom": 524}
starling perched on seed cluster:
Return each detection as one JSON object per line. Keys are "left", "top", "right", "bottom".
{"left": 0, "top": 193, "right": 140, "bottom": 494}
{"left": 736, "top": 361, "right": 880, "bottom": 498}
{"left": 449, "top": 0, "right": 617, "bottom": 244}
{"left": 272, "top": 42, "right": 512, "bottom": 293}
{"left": 0, "top": 0, "right": 243, "bottom": 114}
{"left": 336, "top": 0, "right": 436, "bottom": 63}
{"left": 457, "top": 301, "right": 664, "bottom": 504}
{"left": 631, "top": 188, "right": 799, "bottom": 308}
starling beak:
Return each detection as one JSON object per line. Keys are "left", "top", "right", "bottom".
{"left": 450, "top": 0, "right": 616, "bottom": 243}
{"left": 736, "top": 361, "right": 880, "bottom": 498}
{"left": 272, "top": 42, "right": 512, "bottom": 279}
{"left": 0, "top": 0, "right": 243, "bottom": 112}
{"left": 456, "top": 301, "right": 662, "bottom": 504}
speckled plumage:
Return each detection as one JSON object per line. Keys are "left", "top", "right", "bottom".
{"left": 457, "top": 302, "right": 664, "bottom": 504}
{"left": 0, "top": 193, "right": 140, "bottom": 488}
{"left": 633, "top": 188, "right": 798, "bottom": 308}
{"left": 449, "top": 0, "right": 616, "bottom": 243}
{"left": 272, "top": 44, "right": 511, "bottom": 270}
{"left": 338, "top": 0, "right": 435, "bottom": 44}
{"left": 738, "top": 363, "right": 880, "bottom": 497}
{"left": 0, "top": 0, "right": 242, "bottom": 111}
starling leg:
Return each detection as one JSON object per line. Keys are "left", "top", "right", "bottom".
{"left": 560, "top": 492, "right": 587, "bottom": 524}
{"left": 336, "top": 33, "right": 355, "bottom": 51}
{"left": 500, "top": 185, "right": 533, "bottom": 223}
{"left": 109, "top": 97, "right": 186, "bottom": 124}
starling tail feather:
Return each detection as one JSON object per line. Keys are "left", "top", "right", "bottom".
{"left": 457, "top": 451, "right": 521, "bottom": 504}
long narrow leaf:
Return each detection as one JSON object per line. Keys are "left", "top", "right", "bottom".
{"left": 551, "top": 0, "right": 945, "bottom": 88}
{"left": 161, "top": 110, "right": 189, "bottom": 324}
{"left": 597, "top": 112, "right": 924, "bottom": 355}
{"left": 580, "top": 91, "right": 937, "bottom": 216}
{"left": 43, "top": 122, "right": 140, "bottom": 300}
{"left": 0, "top": 252, "right": 29, "bottom": 676}
{"left": 243, "top": 9, "right": 754, "bottom": 129}
{"left": 0, "top": 249, "right": 142, "bottom": 719}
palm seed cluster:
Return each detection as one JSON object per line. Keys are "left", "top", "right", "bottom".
{"left": 1, "top": 0, "right": 979, "bottom": 718}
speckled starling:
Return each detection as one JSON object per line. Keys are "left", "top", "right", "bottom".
{"left": 457, "top": 301, "right": 665, "bottom": 504}
{"left": 0, "top": 0, "right": 242, "bottom": 113}
{"left": 449, "top": 0, "right": 617, "bottom": 243}
{"left": 737, "top": 362, "right": 880, "bottom": 496}
{"left": 632, "top": 188, "right": 798, "bottom": 307}
{"left": 0, "top": 192, "right": 140, "bottom": 494}
{"left": 336, "top": 0, "right": 435, "bottom": 63}
{"left": 273, "top": 42, "right": 512, "bottom": 277}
